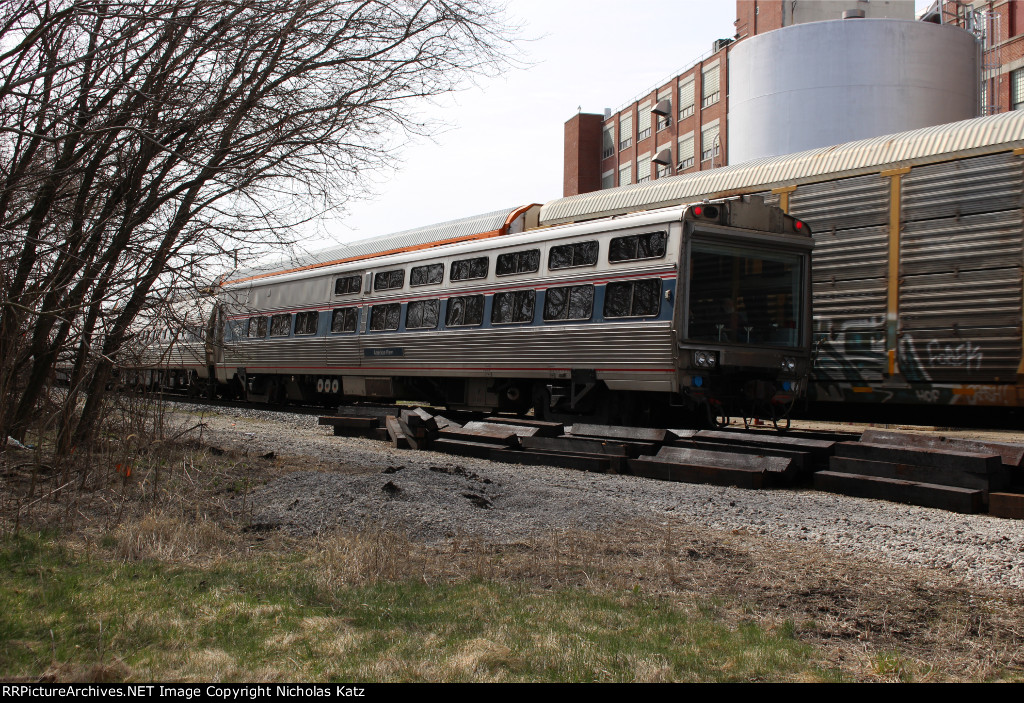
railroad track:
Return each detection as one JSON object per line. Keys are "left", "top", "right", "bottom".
{"left": 316, "top": 406, "right": 1024, "bottom": 520}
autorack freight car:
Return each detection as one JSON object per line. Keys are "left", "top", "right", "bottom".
{"left": 544, "top": 111, "right": 1024, "bottom": 412}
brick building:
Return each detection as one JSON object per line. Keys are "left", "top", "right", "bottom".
{"left": 563, "top": 0, "right": 1024, "bottom": 197}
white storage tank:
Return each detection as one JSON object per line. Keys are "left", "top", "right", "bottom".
{"left": 728, "top": 18, "right": 980, "bottom": 164}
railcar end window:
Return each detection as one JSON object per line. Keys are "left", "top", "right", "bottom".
{"left": 331, "top": 307, "right": 359, "bottom": 333}
{"left": 491, "top": 290, "right": 536, "bottom": 325}
{"left": 445, "top": 295, "right": 484, "bottom": 327}
{"left": 549, "top": 241, "right": 599, "bottom": 270}
{"left": 603, "top": 279, "right": 662, "bottom": 318}
{"left": 496, "top": 249, "right": 540, "bottom": 276}
{"left": 450, "top": 256, "right": 489, "bottom": 282}
{"left": 609, "top": 231, "right": 668, "bottom": 262}
{"left": 247, "top": 316, "right": 268, "bottom": 338}
{"left": 270, "top": 313, "right": 292, "bottom": 336}
{"left": 410, "top": 263, "right": 444, "bottom": 287}
{"left": 373, "top": 269, "right": 405, "bottom": 291}
{"left": 294, "top": 311, "right": 319, "bottom": 335}
{"left": 334, "top": 275, "right": 361, "bottom": 295}
{"left": 543, "top": 285, "right": 594, "bottom": 321}
{"left": 406, "top": 299, "right": 440, "bottom": 329}
{"left": 369, "top": 303, "right": 401, "bottom": 331}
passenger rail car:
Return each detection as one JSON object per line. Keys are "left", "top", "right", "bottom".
{"left": 208, "top": 196, "right": 812, "bottom": 426}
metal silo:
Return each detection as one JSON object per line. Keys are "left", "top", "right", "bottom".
{"left": 728, "top": 18, "right": 980, "bottom": 164}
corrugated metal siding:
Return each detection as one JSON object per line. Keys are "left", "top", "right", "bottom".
{"left": 902, "top": 152, "right": 1024, "bottom": 221}
{"left": 540, "top": 111, "right": 1024, "bottom": 225}
{"left": 899, "top": 327, "right": 1020, "bottom": 383}
{"left": 901, "top": 210, "right": 1023, "bottom": 276}
{"left": 791, "top": 175, "right": 890, "bottom": 381}
{"left": 789, "top": 174, "right": 889, "bottom": 231}
{"left": 897, "top": 152, "right": 1024, "bottom": 383}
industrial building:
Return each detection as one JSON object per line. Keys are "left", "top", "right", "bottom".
{"left": 564, "top": 0, "right": 1024, "bottom": 197}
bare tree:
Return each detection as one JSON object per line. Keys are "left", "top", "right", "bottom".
{"left": 0, "top": 0, "right": 516, "bottom": 449}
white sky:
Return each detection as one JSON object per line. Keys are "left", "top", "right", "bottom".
{"left": 308, "top": 0, "right": 934, "bottom": 251}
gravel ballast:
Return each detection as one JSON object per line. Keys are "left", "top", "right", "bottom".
{"left": 175, "top": 403, "right": 1024, "bottom": 591}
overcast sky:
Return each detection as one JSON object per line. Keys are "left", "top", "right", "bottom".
{"left": 306, "top": 0, "right": 933, "bottom": 252}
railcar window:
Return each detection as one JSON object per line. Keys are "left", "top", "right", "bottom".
{"left": 687, "top": 243, "right": 802, "bottom": 347}
{"left": 445, "top": 295, "right": 484, "bottom": 327}
{"left": 410, "top": 263, "right": 444, "bottom": 287}
{"left": 492, "top": 290, "right": 536, "bottom": 325}
{"left": 294, "top": 311, "right": 319, "bottom": 335}
{"left": 496, "top": 249, "right": 540, "bottom": 276}
{"left": 450, "top": 256, "right": 489, "bottom": 282}
{"left": 369, "top": 303, "right": 401, "bottom": 331}
{"left": 331, "top": 307, "right": 359, "bottom": 333}
{"left": 270, "top": 313, "right": 292, "bottom": 336}
{"left": 373, "top": 269, "right": 405, "bottom": 291}
{"left": 406, "top": 299, "right": 440, "bottom": 329}
{"left": 609, "top": 231, "right": 668, "bottom": 262}
{"left": 543, "top": 285, "right": 594, "bottom": 321}
{"left": 549, "top": 241, "right": 599, "bottom": 270}
{"left": 603, "top": 279, "right": 662, "bottom": 318}
{"left": 247, "top": 316, "right": 268, "bottom": 338}
{"left": 334, "top": 275, "right": 361, "bottom": 295}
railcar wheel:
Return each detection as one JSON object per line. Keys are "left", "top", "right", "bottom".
{"left": 706, "top": 400, "right": 729, "bottom": 429}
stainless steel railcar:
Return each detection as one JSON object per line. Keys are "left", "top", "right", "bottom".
{"left": 200, "top": 196, "right": 811, "bottom": 425}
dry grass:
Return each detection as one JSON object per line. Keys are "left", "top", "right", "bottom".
{"left": 2, "top": 404, "right": 1024, "bottom": 681}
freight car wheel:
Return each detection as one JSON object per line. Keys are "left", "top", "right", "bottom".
{"left": 706, "top": 400, "right": 730, "bottom": 429}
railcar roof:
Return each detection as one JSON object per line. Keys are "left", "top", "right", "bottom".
{"left": 224, "top": 205, "right": 533, "bottom": 285}
{"left": 540, "top": 111, "right": 1024, "bottom": 226}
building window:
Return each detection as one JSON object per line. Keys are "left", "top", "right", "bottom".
{"left": 701, "top": 64, "right": 720, "bottom": 108}
{"left": 636, "top": 153, "right": 651, "bottom": 183}
{"left": 679, "top": 79, "right": 695, "bottom": 119}
{"left": 637, "top": 102, "right": 652, "bottom": 141}
{"left": 602, "top": 123, "right": 615, "bottom": 159}
{"left": 1013, "top": 69, "right": 1024, "bottom": 111}
{"left": 619, "top": 114, "right": 633, "bottom": 150}
{"left": 678, "top": 133, "right": 695, "bottom": 170}
{"left": 656, "top": 161, "right": 672, "bottom": 178}
{"left": 601, "top": 170, "right": 615, "bottom": 190}
{"left": 701, "top": 123, "right": 720, "bottom": 162}
{"left": 619, "top": 162, "right": 632, "bottom": 186}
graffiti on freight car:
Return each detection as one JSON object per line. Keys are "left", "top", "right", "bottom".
{"left": 811, "top": 316, "right": 886, "bottom": 382}
{"left": 926, "top": 339, "right": 984, "bottom": 372}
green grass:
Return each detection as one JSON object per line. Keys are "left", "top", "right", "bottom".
{"left": 0, "top": 532, "right": 835, "bottom": 682}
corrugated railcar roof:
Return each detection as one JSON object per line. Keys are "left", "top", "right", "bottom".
{"left": 540, "top": 111, "right": 1024, "bottom": 226}
{"left": 227, "top": 206, "right": 527, "bottom": 284}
